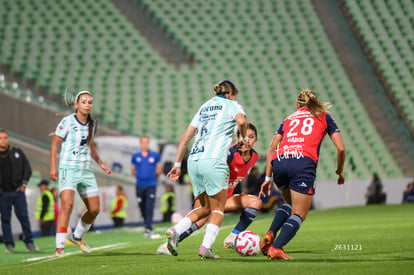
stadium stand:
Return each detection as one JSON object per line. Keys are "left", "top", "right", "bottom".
{"left": 342, "top": 0, "right": 414, "bottom": 130}
{"left": 0, "top": 0, "right": 407, "bottom": 179}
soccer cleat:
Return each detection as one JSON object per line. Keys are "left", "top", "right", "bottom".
{"left": 156, "top": 242, "right": 171, "bottom": 255}
{"left": 261, "top": 230, "right": 275, "bottom": 256}
{"left": 69, "top": 233, "right": 91, "bottom": 253}
{"left": 223, "top": 233, "right": 237, "bottom": 249}
{"left": 267, "top": 246, "right": 294, "bottom": 260}
{"left": 26, "top": 242, "right": 39, "bottom": 252}
{"left": 198, "top": 246, "right": 220, "bottom": 259}
{"left": 165, "top": 227, "right": 178, "bottom": 256}
{"left": 5, "top": 245, "right": 14, "bottom": 253}
{"left": 55, "top": 247, "right": 65, "bottom": 257}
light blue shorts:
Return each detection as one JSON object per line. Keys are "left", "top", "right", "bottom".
{"left": 188, "top": 159, "right": 229, "bottom": 197}
{"left": 58, "top": 168, "right": 99, "bottom": 198}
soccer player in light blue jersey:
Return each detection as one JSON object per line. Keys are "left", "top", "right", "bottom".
{"left": 49, "top": 91, "right": 111, "bottom": 257}
{"left": 165, "top": 80, "right": 248, "bottom": 259}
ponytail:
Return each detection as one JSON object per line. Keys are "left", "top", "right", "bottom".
{"left": 297, "top": 89, "right": 331, "bottom": 117}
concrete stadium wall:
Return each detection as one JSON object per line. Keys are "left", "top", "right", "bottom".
{"left": 0, "top": 93, "right": 63, "bottom": 144}
{"left": 313, "top": 178, "right": 412, "bottom": 209}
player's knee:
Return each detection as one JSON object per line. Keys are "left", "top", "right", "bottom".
{"left": 60, "top": 201, "right": 74, "bottom": 214}
{"left": 88, "top": 206, "right": 100, "bottom": 218}
{"left": 250, "top": 196, "right": 262, "bottom": 209}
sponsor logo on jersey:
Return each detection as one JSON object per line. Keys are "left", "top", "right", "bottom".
{"left": 288, "top": 137, "right": 305, "bottom": 143}
{"left": 200, "top": 105, "right": 223, "bottom": 114}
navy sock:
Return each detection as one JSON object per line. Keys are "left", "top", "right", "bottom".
{"left": 273, "top": 214, "right": 303, "bottom": 249}
{"left": 232, "top": 208, "right": 259, "bottom": 234}
{"left": 178, "top": 223, "right": 199, "bottom": 243}
{"left": 269, "top": 203, "right": 292, "bottom": 234}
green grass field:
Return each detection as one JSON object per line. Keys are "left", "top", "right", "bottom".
{"left": 0, "top": 204, "right": 413, "bottom": 275}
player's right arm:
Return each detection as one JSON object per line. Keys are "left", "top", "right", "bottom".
{"left": 49, "top": 134, "right": 63, "bottom": 181}
{"left": 235, "top": 113, "right": 247, "bottom": 143}
{"left": 167, "top": 125, "right": 197, "bottom": 181}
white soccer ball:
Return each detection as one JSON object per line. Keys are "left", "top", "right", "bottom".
{"left": 235, "top": 231, "right": 261, "bottom": 256}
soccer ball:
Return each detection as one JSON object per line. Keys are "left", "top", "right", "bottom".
{"left": 235, "top": 231, "right": 261, "bottom": 256}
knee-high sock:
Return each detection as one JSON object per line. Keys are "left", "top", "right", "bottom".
{"left": 201, "top": 223, "right": 219, "bottom": 249}
{"left": 232, "top": 208, "right": 259, "bottom": 235}
{"left": 73, "top": 219, "right": 92, "bottom": 239}
{"left": 178, "top": 223, "right": 199, "bottom": 243}
{"left": 174, "top": 217, "right": 192, "bottom": 236}
{"left": 269, "top": 203, "right": 292, "bottom": 234}
{"left": 273, "top": 214, "right": 303, "bottom": 249}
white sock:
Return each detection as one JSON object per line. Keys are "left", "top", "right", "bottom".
{"left": 174, "top": 217, "right": 192, "bottom": 235}
{"left": 56, "top": 233, "right": 66, "bottom": 249}
{"left": 202, "top": 223, "right": 220, "bottom": 249}
{"left": 228, "top": 232, "right": 237, "bottom": 239}
{"left": 73, "top": 219, "right": 92, "bottom": 239}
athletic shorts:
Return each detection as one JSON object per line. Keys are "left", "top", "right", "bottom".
{"left": 188, "top": 158, "right": 229, "bottom": 197}
{"left": 58, "top": 168, "right": 99, "bottom": 198}
{"left": 271, "top": 157, "right": 316, "bottom": 195}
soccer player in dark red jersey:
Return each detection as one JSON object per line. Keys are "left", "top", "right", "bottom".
{"left": 157, "top": 123, "right": 261, "bottom": 254}
{"left": 260, "top": 90, "right": 345, "bottom": 260}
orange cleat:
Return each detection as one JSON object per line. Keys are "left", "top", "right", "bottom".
{"left": 261, "top": 231, "right": 275, "bottom": 256}
{"left": 267, "top": 246, "right": 294, "bottom": 260}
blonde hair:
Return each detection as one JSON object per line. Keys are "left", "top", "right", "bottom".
{"left": 297, "top": 89, "right": 331, "bottom": 117}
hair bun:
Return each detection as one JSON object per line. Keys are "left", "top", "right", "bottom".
{"left": 214, "top": 84, "right": 222, "bottom": 93}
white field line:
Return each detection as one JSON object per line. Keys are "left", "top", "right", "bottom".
{"left": 24, "top": 242, "right": 129, "bottom": 265}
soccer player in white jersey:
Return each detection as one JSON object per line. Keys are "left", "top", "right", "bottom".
{"left": 165, "top": 80, "right": 247, "bottom": 259}
{"left": 49, "top": 91, "right": 111, "bottom": 257}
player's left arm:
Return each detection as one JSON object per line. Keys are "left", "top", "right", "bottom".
{"left": 90, "top": 141, "right": 111, "bottom": 176}
{"left": 326, "top": 114, "right": 345, "bottom": 184}
{"left": 331, "top": 133, "right": 345, "bottom": 185}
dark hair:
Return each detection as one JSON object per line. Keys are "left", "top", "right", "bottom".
{"left": 213, "top": 80, "right": 239, "bottom": 95}
{"left": 76, "top": 92, "right": 96, "bottom": 145}
{"left": 237, "top": 123, "right": 257, "bottom": 138}
{"left": 117, "top": 185, "right": 123, "bottom": 192}
{"left": 0, "top": 128, "right": 7, "bottom": 134}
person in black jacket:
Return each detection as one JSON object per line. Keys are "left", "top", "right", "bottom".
{"left": 0, "top": 129, "right": 38, "bottom": 252}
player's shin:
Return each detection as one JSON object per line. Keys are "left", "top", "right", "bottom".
{"left": 232, "top": 207, "right": 259, "bottom": 234}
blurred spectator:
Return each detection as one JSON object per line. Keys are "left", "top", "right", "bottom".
{"left": 246, "top": 166, "right": 262, "bottom": 195}
{"left": 110, "top": 186, "right": 128, "bottom": 228}
{"left": 0, "top": 129, "right": 38, "bottom": 252}
{"left": 35, "top": 179, "right": 55, "bottom": 236}
{"left": 160, "top": 183, "right": 175, "bottom": 223}
{"left": 402, "top": 180, "right": 414, "bottom": 203}
{"left": 365, "top": 173, "right": 386, "bottom": 205}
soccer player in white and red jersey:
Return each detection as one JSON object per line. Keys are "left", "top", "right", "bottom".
{"left": 260, "top": 89, "right": 345, "bottom": 260}
{"left": 158, "top": 123, "right": 260, "bottom": 254}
